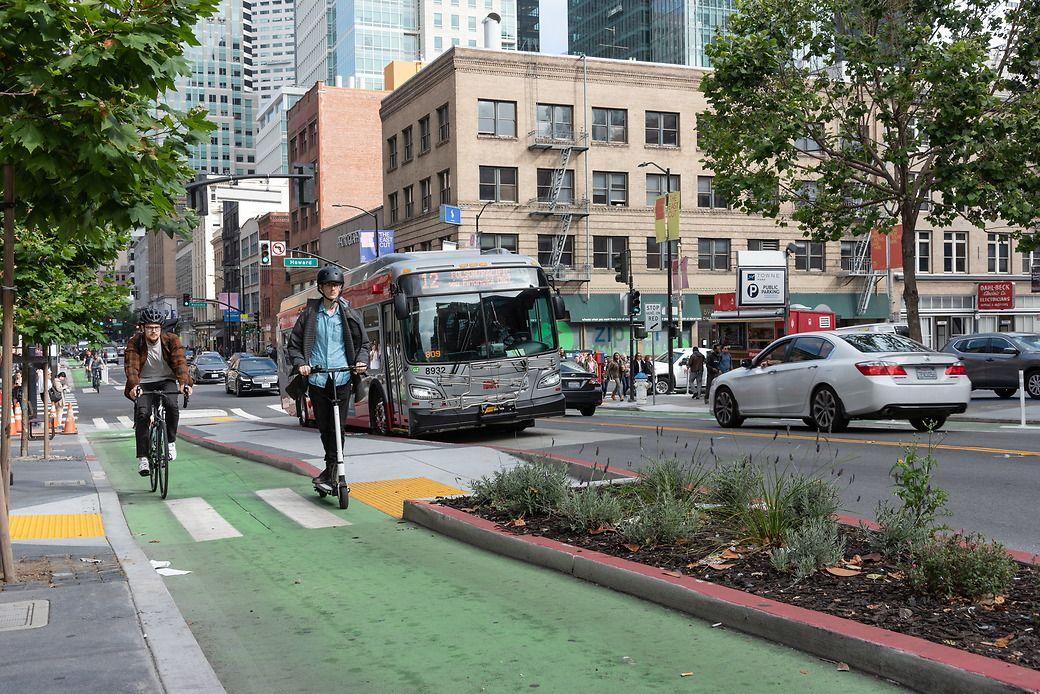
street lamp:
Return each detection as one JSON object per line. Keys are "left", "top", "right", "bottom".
{"left": 332, "top": 204, "right": 382, "bottom": 258}
{"left": 638, "top": 160, "right": 676, "bottom": 390}
{"left": 474, "top": 200, "right": 494, "bottom": 251}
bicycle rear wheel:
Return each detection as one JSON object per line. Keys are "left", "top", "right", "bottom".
{"left": 156, "top": 423, "right": 169, "bottom": 499}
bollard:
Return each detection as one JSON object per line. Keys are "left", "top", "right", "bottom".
{"left": 1020, "top": 370, "right": 1026, "bottom": 428}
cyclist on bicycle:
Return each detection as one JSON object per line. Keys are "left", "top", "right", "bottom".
{"left": 123, "top": 307, "right": 193, "bottom": 476}
{"left": 287, "top": 266, "right": 370, "bottom": 487}
{"left": 89, "top": 352, "right": 105, "bottom": 389}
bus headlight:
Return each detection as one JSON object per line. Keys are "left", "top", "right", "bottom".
{"left": 409, "top": 384, "right": 442, "bottom": 399}
{"left": 537, "top": 371, "right": 561, "bottom": 388}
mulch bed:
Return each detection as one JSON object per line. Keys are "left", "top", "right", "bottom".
{"left": 438, "top": 496, "right": 1040, "bottom": 671}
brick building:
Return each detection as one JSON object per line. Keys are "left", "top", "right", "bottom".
{"left": 286, "top": 82, "right": 387, "bottom": 292}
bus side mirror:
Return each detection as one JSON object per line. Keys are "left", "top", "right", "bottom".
{"left": 551, "top": 293, "right": 568, "bottom": 320}
{"left": 393, "top": 290, "right": 408, "bottom": 321}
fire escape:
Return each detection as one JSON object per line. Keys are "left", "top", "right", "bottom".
{"left": 843, "top": 238, "right": 883, "bottom": 315}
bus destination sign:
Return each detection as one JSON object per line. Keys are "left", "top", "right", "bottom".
{"left": 408, "top": 267, "right": 539, "bottom": 292}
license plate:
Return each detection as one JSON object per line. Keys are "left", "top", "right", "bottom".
{"left": 564, "top": 381, "right": 580, "bottom": 389}
{"left": 916, "top": 368, "right": 937, "bottom": 380}
{"left": 482, "top": 405, "right": 499, "bottom": 414}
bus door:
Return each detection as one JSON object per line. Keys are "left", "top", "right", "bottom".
{"left": 381, "top": 302, "right": 408, "bottom": 430}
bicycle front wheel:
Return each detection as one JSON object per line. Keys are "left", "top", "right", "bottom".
{"left": 156, "top": 424, "right": 169, "bottom": 500}
{"left": 149, "top": 426, "right": 161, "bottom": 493}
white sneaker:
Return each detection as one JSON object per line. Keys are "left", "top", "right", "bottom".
{"left": 138, "top": 457, "right": 150, "bottom": 477}
{"left": 167, "top": 443, "right": 177, "bottom": 461}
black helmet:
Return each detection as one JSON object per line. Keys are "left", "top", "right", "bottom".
{"left": 316, "top": 266, "right": 344, "bottom": 286}
{"left": 139, "top": 307, "right": 165, "bottom": 326}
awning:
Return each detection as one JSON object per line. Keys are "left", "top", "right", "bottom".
{"left": 562, "top": 293, "right": 702, "bottom": 323}
{"left": 711, "top": 308, "right": 784, "bottom": 322}
{"left": 790, "top": 293, "right": 889, "bottom": 320}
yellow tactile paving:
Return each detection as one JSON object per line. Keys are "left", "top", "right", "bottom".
{"left": 348, "top": 477, "right": 463, "bottom": 518}
{"left": 10, "top": 513, "right": 105, "bottom": 540}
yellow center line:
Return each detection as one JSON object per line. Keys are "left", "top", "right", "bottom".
{"left": 562, "top": 421, "right": 1040, "bottom": 458}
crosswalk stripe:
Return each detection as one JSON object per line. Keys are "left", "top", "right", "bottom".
{"left": 117, "top": 416, "right": 133, "bottom": 428}
{"left": 164, "top": 498, "right": 243, "bottom": 542}
{"left": 92, "top": 418, "right": 110, "bottom": 430}
{"left": 230, "top": 408, "right": 261, "bottom": 420}
{"left": 267, "top": 404, "right": 285, "bottom": 413}
{"left": 255, "top": 488, "right": 350, "bottom": 529}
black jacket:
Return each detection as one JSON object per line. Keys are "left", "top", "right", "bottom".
{"left": 706, "top": 350, "right": 722, "bottom": 375}
{"left": 286, "top": 298, "right": 371, "bottom": 372}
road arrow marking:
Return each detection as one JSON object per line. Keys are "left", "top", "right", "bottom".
{"left": 230, "top": 408, "right": 261, "bottom": 420}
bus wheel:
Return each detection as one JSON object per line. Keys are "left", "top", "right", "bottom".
{"left": 370, "top": 390, "right": 389, "bottom": 436}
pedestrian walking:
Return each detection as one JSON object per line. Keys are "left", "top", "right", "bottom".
{"left": 687, "top": 349, "right": 705, "bottom": 399}
{"left": 704, "top": 344, "right": 722, "bottom": 404}
{"left": 641, "top": 354, "right": 654, "bottom": 377}
{"left": 720, "top": 345, "right": 733, "bottom": 373}
{"left": 606, "top": 353, "right": 624, "bottom": 401}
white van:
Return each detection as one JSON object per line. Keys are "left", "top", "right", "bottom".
{"left": 651, "top": 347, "right": 709, "bottom": 394}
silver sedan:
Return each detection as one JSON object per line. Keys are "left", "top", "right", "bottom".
{"left": 710, "top": 332, "right": 971, "bottom": 432}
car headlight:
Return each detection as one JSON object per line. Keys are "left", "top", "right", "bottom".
{"left": 538, "top": 371, "right": 561, "bottom": 388}
{"left": 240, "top": 375, "right": 253, "bottom": 382}
{"left": 409, "top": 384, "right": 442, "bottom": 399}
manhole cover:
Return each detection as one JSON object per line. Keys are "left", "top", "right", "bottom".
{"left": 44, "top": 480, "right": 86, "bottom": 487}
{"left": 0, "top": 600, "right": 49, "bottom": 631}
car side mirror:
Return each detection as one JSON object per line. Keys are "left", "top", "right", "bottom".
{"left": 741, "top": 359, "right": 753, "bottom": 369}
{"left": 1003, "top": 347, "right": 1020, "bottom": 355}
{"left": 393, "top": 289, "right": 408, "bottom": 321}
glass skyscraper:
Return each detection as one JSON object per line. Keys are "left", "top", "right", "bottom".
{"left": 333, "top": 0, "right": 419, "bottom": 89}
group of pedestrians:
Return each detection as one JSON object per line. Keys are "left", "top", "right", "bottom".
{"left": 690, "top": 343, "right": 732, "bottom": 402}
{"left": 602, "top": 352, "right": 655, "bottom": 401}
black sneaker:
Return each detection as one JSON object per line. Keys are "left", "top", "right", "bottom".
{"left": 312, "top": 470, "right": 333, "bottom": 486}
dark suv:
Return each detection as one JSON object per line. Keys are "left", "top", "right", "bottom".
{"left": 941, "top": 333, "right": 1040, "bottom": 399}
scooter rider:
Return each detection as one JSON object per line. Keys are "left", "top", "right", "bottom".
{"left": 287, "top": 266, "right": 371, "bottom": 486}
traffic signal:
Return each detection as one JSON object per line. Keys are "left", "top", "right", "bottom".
{"left": 182, "top": 293, "right": 191, "bottom": 307}
{"left": 293, "top": 163, "right": 316, "bottom": 206}
{"left": 613, "top": 251, "right": 629, "bottom": 284}
{"left": 633, "top": 325, "right": 648, "bottom": 340}
{"left": 259, "top": 240, "right": 272, "bottom": 266}
{"left": 629, "top": 290, "right": 641, "bottom": 316}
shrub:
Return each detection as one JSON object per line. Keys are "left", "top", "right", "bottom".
{"left": 641, "top": 458, "right": 707, "bottom": 501}
{"left": 620, "top": 493, "right": 700, "bottom": 547}
{"left": 471, "top": 460, "right": 568, "bottom": 517}
{"left": 906, "top": 533, "right": 1018, "bottom": 601}
{"left": 890, "top": 445, "right": 950, "bottom": 530}
{"left": 706, "top": 458, "right": 762, "bottom": 514}
{"left": 558, "top": 487, "right": 624, "bottom": 533}
{"left": 790, "top": 476, "right": 841, "bottom": 522}
{"left": 770, "top": 518, "right": 846, "bottom": 579}
{"left": 866, "top": 501, "right": 933, "bottom": 557}
{"left": 736, "top": 471, "right": 841, "bottom": 546}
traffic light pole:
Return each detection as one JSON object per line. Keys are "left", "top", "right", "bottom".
{"left": 628, "top": 249, "right": 636, "bottom": 402}
{"left": 665, "top": 167, "right": 674, "bottom": 392}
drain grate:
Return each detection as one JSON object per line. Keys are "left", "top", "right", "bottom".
{"left": 0, "top": 600, "right": 49, "bottom": 631}
{"left": 44, "top": 480, "right": 87, "bottom": 487}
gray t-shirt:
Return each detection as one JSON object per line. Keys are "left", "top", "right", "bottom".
{"left": 140, "top": 338, "right": 175, "bottom": 384}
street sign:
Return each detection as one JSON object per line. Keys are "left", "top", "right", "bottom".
{"left": 440, "top": 204, "right": 462, "bottom": 225}
{"left": 977, "top": 281, "right": 1015, "bottom": 310}
{"left": 271, "top": 241, "right": 286, "bottom": 256}
{"left": 737, "top": 267, "right": 787, "bottom": 307}
{"left": 283, "top": 257, "right": 319, "bottom": 268}
{"left": 188, "top": 301, "right": 207, "bottom": 308}
{"left": 223, "top": 310, "right": 241, "bottom": 323}
{"left": 644, "top": 303, "right": 663, "bottom": 333}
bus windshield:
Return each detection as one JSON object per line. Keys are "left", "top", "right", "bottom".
{"left": 403, "top": 288, "right": 557, "bottom": 363}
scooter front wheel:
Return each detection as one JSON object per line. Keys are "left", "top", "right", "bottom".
{"left": 337, "top": 484, "right": 349, "bottom": 509}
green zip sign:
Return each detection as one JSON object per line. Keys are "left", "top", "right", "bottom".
{"left": 283, "top": 257, "right": 319, "bottom": 268}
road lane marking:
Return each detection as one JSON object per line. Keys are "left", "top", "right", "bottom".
{"left": 255, "top": 488, "right": 351, "bottom": 528}
{"left": 179, "top": 409, "right": 228, "bottom": 419}
{"left": 555, "top": 421, "right": 1040, "bottom": 459}
{"left": 267, "top": 404, "right": 285, "bottom": 414}
{"left": 117, "top": 416, "right": 134, "bottom": 428}
{"left": 230, "top": 408, "right": 261, "bottom": 420}
{"left": 164, "top": 498, "right": 242, "bottom": 542}
{"left": 92, "top": 418, "right": 110, "bottom": 430}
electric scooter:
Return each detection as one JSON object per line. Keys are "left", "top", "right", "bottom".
{"left": 309, "top": 366, "right": 354, "bottom": 509}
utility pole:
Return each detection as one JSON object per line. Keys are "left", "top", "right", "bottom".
{"left": 664, "top": 167, "right": 674, "bottom": 389}
{"left": 627, "top": 249, "right": 636, "bottom": 402}
{"left": 1, "top": 165, "right": 18, "bottom": 582}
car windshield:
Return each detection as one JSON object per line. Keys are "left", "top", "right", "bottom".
{"left": 1012, "top": 335, "right": 1040, "bottom": 351}
{"left": 197, "top": 357, "right": 226, "bottom": 366}
{"left": 402, "top": 289, "right": 558, "bottom": 363}
{"left": 240, "top": 358, "right": 276, "bottom": 371}
{"left": 655, "top": 351, "right": 684, "bottom": 363}
{"left": 840, "top": 334, "right": 931, "bottom": 353}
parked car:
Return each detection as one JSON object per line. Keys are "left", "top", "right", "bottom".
{"left": 940, "top": 332, "right": 1040, "bottom": 399}
{"left": 103, "top": 347, "right": 119, "bottom": 363}
{"left": 225, "top": 356, "right": 279, "bottom": 396}
{"left": 189, "top": 353, "right": 228, "bottom": 384}
{"left": 710, "top": 332, "right": 970, "bottom": 432}
{"left": 559, "top": 360, "right": 603, "bottom": 416}
{"left": 651, "top": 347, "right": 709, "bottom": 394}
{"left": 116, "top": 344, "right": 126, "bottom": 358}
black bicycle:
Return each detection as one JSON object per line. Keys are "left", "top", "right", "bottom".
{"left": 92, "top": 367, "right": 102, "bottom": 393}
{"left": 144, "top": 390, "right": 189, "bottom": 499}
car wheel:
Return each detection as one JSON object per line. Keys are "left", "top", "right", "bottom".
{"left": 802, "top": 417, "right": 816, "bottom": 429}
{"left": 910, "top": 416, "right": 947, "bottom": 432}
{"left": 234, "top": 382, "right": 241, "bottom": 397}
{"left": 654, "top": 377, "right": 672, "bottom": 395}
{"left": 1027, "top": 371, "right": 1040, "bottom": 400}
{"left": 713, "top": 388, "right": 744, "bottom": 428}
{"left": 994, "top": 388, "right": 1017, "bottom": 399}
{"left": 810, "top": 386, "right": 849, "bottom": 433}
{"left": 579, "top": 406, "right": 596, "bottom": 417}
{"left": 369, "top": 389, "right": 389, "bottom": 436}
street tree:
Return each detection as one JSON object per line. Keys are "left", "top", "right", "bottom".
{"left": 699, "top": 0, "right": 1040, "bottom": 341}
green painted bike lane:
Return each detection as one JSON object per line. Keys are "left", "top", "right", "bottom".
{"left": 90, "top": 431, "right": 901, "bottom": 694}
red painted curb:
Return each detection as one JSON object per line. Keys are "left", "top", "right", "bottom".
{"left": 413, "top": 500, "right": 1040, "bottom": 693}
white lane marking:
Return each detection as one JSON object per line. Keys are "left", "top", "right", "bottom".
{"left": 164, "top": 498, "right": 243, "bottom": 542}
{"left": 255, "top": 488, "right": 351, "bottom": 529}
{"left": 117, "top": 416, "right": 134, "bottom": 428}
{"left": 230, "top": 408, "right": 261, "bottom": 420}
{"left": 267, "top": 404, "right": 285, "bottom": 414}
{"left": 92, "top": 418, "right": 110, "bottom": 430}
{"left": 179, "top": 409, "right": 228, "bottom": 419}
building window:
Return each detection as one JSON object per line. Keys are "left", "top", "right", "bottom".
{"left": 840, "top": 240, "right": 859, "bottom": 271}
{"left": 388, "top": 192, "right": 398, "bottom": 224}
{"left": 1024, "top": 250, "right": 1039, "bottom": 274}
{"left": 592, "top": 107, "right": 627, "bottom": 143}
{"left": 433, "top": 11, "right": 442, "bottom": 26}
{"left": 538, "top": 235, "right": 573, "bottom": 267}
{"left": 792, "top": 240, "right": 825, "bottom": 271}
{"left": 477, "top": 99, "right": 517, "bottom": 137}
{"left": 437, "top": 103, "right": 450, "bottom": 142}
{"left": 387, "top": 135, "right": 398, "bottom": 170}
{"left": 468, "top": 15, "right": 476, "bottom": 30}
{"left": 403, "top": 185, "right": 414, "bottom": 218}
{"left": 419, "top": 115, "right": 431, "bottom": 153}
{"left": 795, "top": 180, "right": 818, "bottom": 209}
{"left": 697, "top": 176, "right": 727, "bottom": 209}
{"left": 917, "top": 232, "right": 931, "bottom": 273}
{"left": 420, "top": 177, "right": 432, "bottom": 214}
{"left": 593, "top": 236, "right": 628, "bottom": 269}
{"left": 478, "top": 166, "right": 518, "bottom": 202}
{"left": 592, "top": 171, "right": 628, "bottom": 206}
{"left": 536, "top": 103, "right": 574, "bottom": 141}
{"left": 402, "top": 126, "right": 414, "bottom": 162}
{"left": 438, "top": 169, "right": 452, "bottom": 204}
{"left": 748, "top": 239, "right": 780, "bottom": 251}
{"left": 645, "top": 173, "right": 680, "bottom": 206}
{"left": 698, "top": 238, "right": 731, "bottom": 271}
{"left": 479, "top": 233, "right": 518, "bottom": 252}
{"left": 988, "top": 233, "right": 1010, "bottom": 273}
{"left": 645, "top": 111, "right": 679, "bottom": 146}
{"left": 646, "top": 237, "right": 667, "bottom": 270}
{"left": 943, "top": 231, "right": 967, "bottom": 273}
{"left": 536, "top": 169, "right": 574, "bottom": 204}
{"left": 795, "top": 135, "right": 821, "bottom": 152}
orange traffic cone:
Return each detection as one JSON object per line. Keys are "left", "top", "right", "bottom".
{"left": 62, "top": 401, "right": 77, "bottom": 434}
{"left": 10, "top": 402, "right": 21, "bottom": 436}
{"left": 49, "top": 403, "right": 60, "bottom": 431}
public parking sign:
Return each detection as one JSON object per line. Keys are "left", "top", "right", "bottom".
{"left": 644, "top": 303, "right": 663, "bottom": 332}
{"left": 737, "top": 268, "right": 787, "bottom": 307}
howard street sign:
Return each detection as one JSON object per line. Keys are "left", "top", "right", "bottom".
{"left": 283, "top": 257, "right": 319, "bottom": 268}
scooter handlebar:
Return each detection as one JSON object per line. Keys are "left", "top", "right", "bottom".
{"left": 308, "top": 366, "right": 356, "bottom": 374}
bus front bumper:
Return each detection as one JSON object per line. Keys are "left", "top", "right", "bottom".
{"left": 408, "top": 394, "right": 565, "bottom": 435}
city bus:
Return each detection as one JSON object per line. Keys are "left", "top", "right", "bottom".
{"left": 276, "top": 250, "right": 567, "bottom": 436}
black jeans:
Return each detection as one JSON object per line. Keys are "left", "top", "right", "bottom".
{"left": 308, "top": 381, "right": 353, "bottom": 473}
{"left": 134, "top": 381, "right": 179, "bottom": 458}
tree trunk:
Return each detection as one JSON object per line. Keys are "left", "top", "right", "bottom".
{"left": 900, "top": 205, "right": 923, "bottom": 344}
{"left": 42, "top": 360, "right": 51, "bottom": 460}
